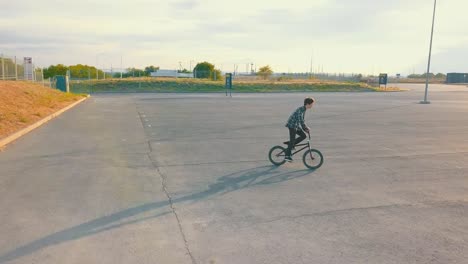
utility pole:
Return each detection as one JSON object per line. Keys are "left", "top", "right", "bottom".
{"left": 421, "top": 0, "right": 437, "bottom": 104}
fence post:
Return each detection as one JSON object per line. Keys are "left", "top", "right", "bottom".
{"left": 41, "top": 68, "right": 45, "bottom": 87}
{"left": 66, "top": 76, "right": 70, "bottom": 93}
{"left": 14, "top": 56, "right": 18, "bottom": 80}
{"left": 1, "top": 54, "right": 5, "bottom": 80}
{"left": 33, "top": 64, "right": 36, "bottom": 81}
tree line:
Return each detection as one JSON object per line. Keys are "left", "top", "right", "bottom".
{"left": 407, "top": 73, "right": 446, "bottom": 79}
{"left": 42, "top": 64, "right": 160, "bottom": 79}
{"left": 39, "top": 61, "right": 276, "bottom": 80}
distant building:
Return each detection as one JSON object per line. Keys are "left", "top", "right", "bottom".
{"left": 446, "top": 73, "right": 468, "bottom": 84}
{"left": 150, "top": 69, "right": 193, "bottom": 78}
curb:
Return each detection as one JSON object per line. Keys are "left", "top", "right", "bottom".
{"left": 0, "top": 95, "right": 90, "bottom": 149}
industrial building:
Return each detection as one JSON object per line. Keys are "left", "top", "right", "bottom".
{"left": 446, "top": 73, "right": 468, "bottom": 84}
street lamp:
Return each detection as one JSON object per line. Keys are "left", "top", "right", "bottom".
{"left": 190, "top": 60, "right": 195, "bottom": 72}
{"left": 96, "top": 54, "right": 101, "bottom": 80}
{"left": 421, "top": 0, "right": 437, "bottom": 104}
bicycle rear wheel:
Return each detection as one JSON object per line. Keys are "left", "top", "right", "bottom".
{"left": 303, "top": 149, "right": 323, "bottom": 169}
{"left": 268, "top": 146, "right": 286, "bottom": 166}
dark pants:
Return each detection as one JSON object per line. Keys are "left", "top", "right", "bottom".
{"left": 285, "top": 128, "right": 307, "bottom": 157}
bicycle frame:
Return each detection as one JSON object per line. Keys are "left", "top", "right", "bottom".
{"left": 281, "top": 132, "right": 311, "bottom": 157}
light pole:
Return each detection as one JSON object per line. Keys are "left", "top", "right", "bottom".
{"left": 120, "top": 55, "right": 123, "bottom": 79}
{"left": 421, "top": 0, "right": 437, "bottom": 104}
{"left": 189, "top": 60, "right": 194, "bottom": 71}
{"left": 96, "top": 54, "right": 100, "bottom": 80}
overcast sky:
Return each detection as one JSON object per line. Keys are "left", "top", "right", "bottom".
{"left": 1, "top": 0, "right": 467, "bottom": 75}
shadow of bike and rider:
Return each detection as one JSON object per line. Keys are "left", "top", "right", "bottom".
{"left": 0, "top": 165, "right": 313, "bottom": 263}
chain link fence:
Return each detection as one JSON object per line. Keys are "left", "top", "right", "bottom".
{"left": 0, "top": 53, "right": 52, "bottom": 87}
{"left": 233, "top": 72, "right": 364, "bottom": 82}
{"left": 2, "top": 52, "right": 373, "bottom": 92}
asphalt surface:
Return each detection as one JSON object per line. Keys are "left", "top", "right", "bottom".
{"left": 0, "top": 83, "right": 467, "bottom": 263}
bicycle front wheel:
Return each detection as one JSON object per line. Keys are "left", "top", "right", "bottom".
{"left": 268, "top": 145, "right": 286, "bottom": 166}
{"left": 303, "top": 149, "right": 323, "bottom": 169}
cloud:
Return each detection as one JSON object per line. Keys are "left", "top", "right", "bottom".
{"left": 170, "top": 0, "right": 199, "bottom": 10}
{"left": 1, "top": 0, "right": 467, "bottom": 74}
{"left": 418, "top": 45, "right": 468, "bottom": 73}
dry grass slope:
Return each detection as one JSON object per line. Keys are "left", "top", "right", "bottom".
{"left": 0, "top": 81, "right": 86, "bottom": 139}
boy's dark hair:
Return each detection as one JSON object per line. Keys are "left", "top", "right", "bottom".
{"left": 304, "top": 97, "right": 315, "bottom": 106}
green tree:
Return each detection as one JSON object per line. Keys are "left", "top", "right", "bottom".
{"left": 194, "top": 62, "right": 215, "bottom": 79}
{"left": 258, "top": 65, "right": 273, "bottom": 79}
{"left": 212, "top": 69, "right": 222, "bottom": 81}
{"left": 70, "top": 64, "right": 104, "bottom": 79}
{"left": 144, "top": 65, "right": 159, "bottom": 76}
{"left": 193, "top": 62, "right": 222, "bottom": 80}
{"left": 43, "top": 64, "right": 68, "bottom": 78}
{"left": 409, "top": 72, "right": 441, "bottom": 79}
{"left": 435, "top": 73, "right": 446, "bottom": 78}
{"left": 43, "top": 64, "right": 104, "bottom": 79}
{"left": 122, "top": 68, "right": 145, "bottom": 78}
{"left": 421, "top": 72, "right": 435, "bottom": 78}
{"left": 69, "top": 64, "right": 97, "bottom": 79}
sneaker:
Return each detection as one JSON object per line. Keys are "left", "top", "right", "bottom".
{"left": 285, "top": 156, "right": 293, "bottom": 162}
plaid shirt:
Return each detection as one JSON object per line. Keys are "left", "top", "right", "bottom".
{"left": 285, "top": 106, "right": 307, "bottom": 130}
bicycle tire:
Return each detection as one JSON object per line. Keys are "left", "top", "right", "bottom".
{"left": 302, "top": 149, "right": 323, "bottom": 169}
{"left": 268, "top": 145, "right": 287, "bottom": 166}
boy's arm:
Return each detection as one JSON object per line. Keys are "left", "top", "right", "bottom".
{"left": 298, "top": 110, "right": 308, "bottom": 131}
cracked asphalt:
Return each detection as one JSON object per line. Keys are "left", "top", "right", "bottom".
{"left": 0, "top": 83, "right": 467, "bottom": 263}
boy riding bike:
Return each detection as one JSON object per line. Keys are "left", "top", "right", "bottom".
{"left": 284, "top": 97, "right": 315, "bottom": 162}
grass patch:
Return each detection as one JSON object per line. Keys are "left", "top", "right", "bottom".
{"left": 70, "top": 77, "right": 399, "bottom": 93}
{"left": 374, "top": 87, "right": 408, "bottom": 92}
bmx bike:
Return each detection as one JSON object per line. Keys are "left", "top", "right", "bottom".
{"left": 268, "top": 132, "right": 323, "bottom": 169}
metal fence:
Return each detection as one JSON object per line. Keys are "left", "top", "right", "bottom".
{"left": 145, "top": 70, "right": 364, "bottom": 82}
{"left": 232, "top": 72, "right": 363, "bottom": 82}
{"left": 67, "top": 67, "right": 124, "bottom": 81}
{"left": 2, "top": 52, "right": 370, "bottom": 90}
{"left": 0, "top": 53, "right": 52, "bottom": 87}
